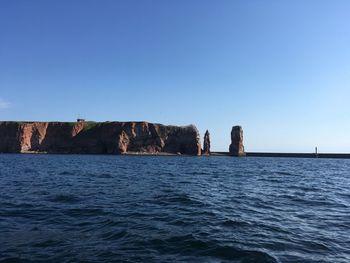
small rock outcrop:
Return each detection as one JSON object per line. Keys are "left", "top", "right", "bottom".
{"left": 203, "top": 130, "right": 210, "bottom": 155}
{"left": 0, "top": 121, "right": 202, "bottom": 155}
{"left": 229, "top": 126, "right": 245, "bottom": 156}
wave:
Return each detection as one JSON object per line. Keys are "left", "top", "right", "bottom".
{"left": 100, "top": 230, "right": 128, "bottom": 241}
{"left": 58, "top": 171, "right": 75, "bottom": 176}
{"left": 137, "top": 234, "right": 278, "bottom": 262}
{"left": 221, "top": 219, "right": 252, "bottom": 228}
{"left": 63, "top": 207, "right": 109, "bottom": 217}
{"left": 48, "top": 194, "right": 81, "bottom": 204}
{"left": 151, "top": 193, "right": 206, "bottom": 207}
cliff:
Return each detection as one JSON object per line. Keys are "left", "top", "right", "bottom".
{"left": 0, "top": 121, "right": 202, "bottom": 155}
{"left": 229, "top": 126, "right": 245, "bottom": 156}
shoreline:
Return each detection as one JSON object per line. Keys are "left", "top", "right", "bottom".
{"left": 1, "top": 151, "right": 350, "bottom": 159}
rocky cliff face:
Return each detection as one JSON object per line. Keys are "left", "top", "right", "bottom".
{"left": 229, "top": 126, "right": 245, "bottom": 156}
{"left": 0, "top": 121, "right": 202, "bottom": 155}
{"left": 203, "top": 130, "right": 210, "bottom": 155}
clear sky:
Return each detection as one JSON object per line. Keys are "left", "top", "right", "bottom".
{"left": 1, "top": 1, "right": 350, "bottom": 152}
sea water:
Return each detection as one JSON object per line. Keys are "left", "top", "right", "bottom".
{"left": 0, "top": 154, "right": 349, "bottom": 262}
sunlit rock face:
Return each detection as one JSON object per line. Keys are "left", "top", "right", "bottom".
{"left": 229, "top": 126, "right": 245, "bottom": 156}
{"left": 0, "top": 121, "right": 202, "bottom": 156}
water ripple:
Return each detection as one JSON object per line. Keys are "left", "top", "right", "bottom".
{"left": 0, "top": 155, "right": 349, "bottom": 262}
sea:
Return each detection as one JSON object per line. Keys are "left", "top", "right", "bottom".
{"left": 0, "top": 154, "right": 349, "bottom": 263}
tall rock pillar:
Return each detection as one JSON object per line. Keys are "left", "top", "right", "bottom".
{"left": 229, "top": 126, "right": 245, "bottom": 156}
{"left": 203, "top": 130, "right": 210, "bottom": 155}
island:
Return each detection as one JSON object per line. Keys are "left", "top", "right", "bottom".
{"left": 0, "top": 120, "right": 247, "bottom": 156}
{"left": 0, "top": 120, "right": 202, "bottom": 155}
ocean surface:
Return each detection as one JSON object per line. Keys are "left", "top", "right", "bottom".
{"left": 0, "top": 154, "right": 349, "bottom": 263}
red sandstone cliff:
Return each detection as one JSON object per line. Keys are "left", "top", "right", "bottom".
{"left": 229, "top": 126, "right": 245, "bottom": 156}
{"left": 0, "top": 121, "right": 202, "bottom": 155}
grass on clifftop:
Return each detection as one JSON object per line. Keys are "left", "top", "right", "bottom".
{"left": 83, "top": 121, "right": 98, "bottom": 130}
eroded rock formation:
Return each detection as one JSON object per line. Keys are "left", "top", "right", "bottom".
{"left": 229, "top": 126, "right": 245, "bottom": 156}
{"left": 203, "top": 130, "right": 210, "bottom": 155}
{"left": 0, "top": 121, "right": 202, "bottom": 155}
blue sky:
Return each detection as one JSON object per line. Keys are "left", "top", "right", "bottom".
{"left": 1, "top": 0, "right": 350, "bottom": 152}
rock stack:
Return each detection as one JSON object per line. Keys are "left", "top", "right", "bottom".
{"left": 203, "top": 130, "right": 210, "bottom": 155}
{"left": 229, "top": 126, "right": 245, "bottom": 156}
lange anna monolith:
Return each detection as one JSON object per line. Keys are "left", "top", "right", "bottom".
{"left": 229, "top": 126, "right": 245, "bottom": 156}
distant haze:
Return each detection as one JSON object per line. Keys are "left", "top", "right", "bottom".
{"left": 1, "top": 1, "right": 349, "bottom": 152}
